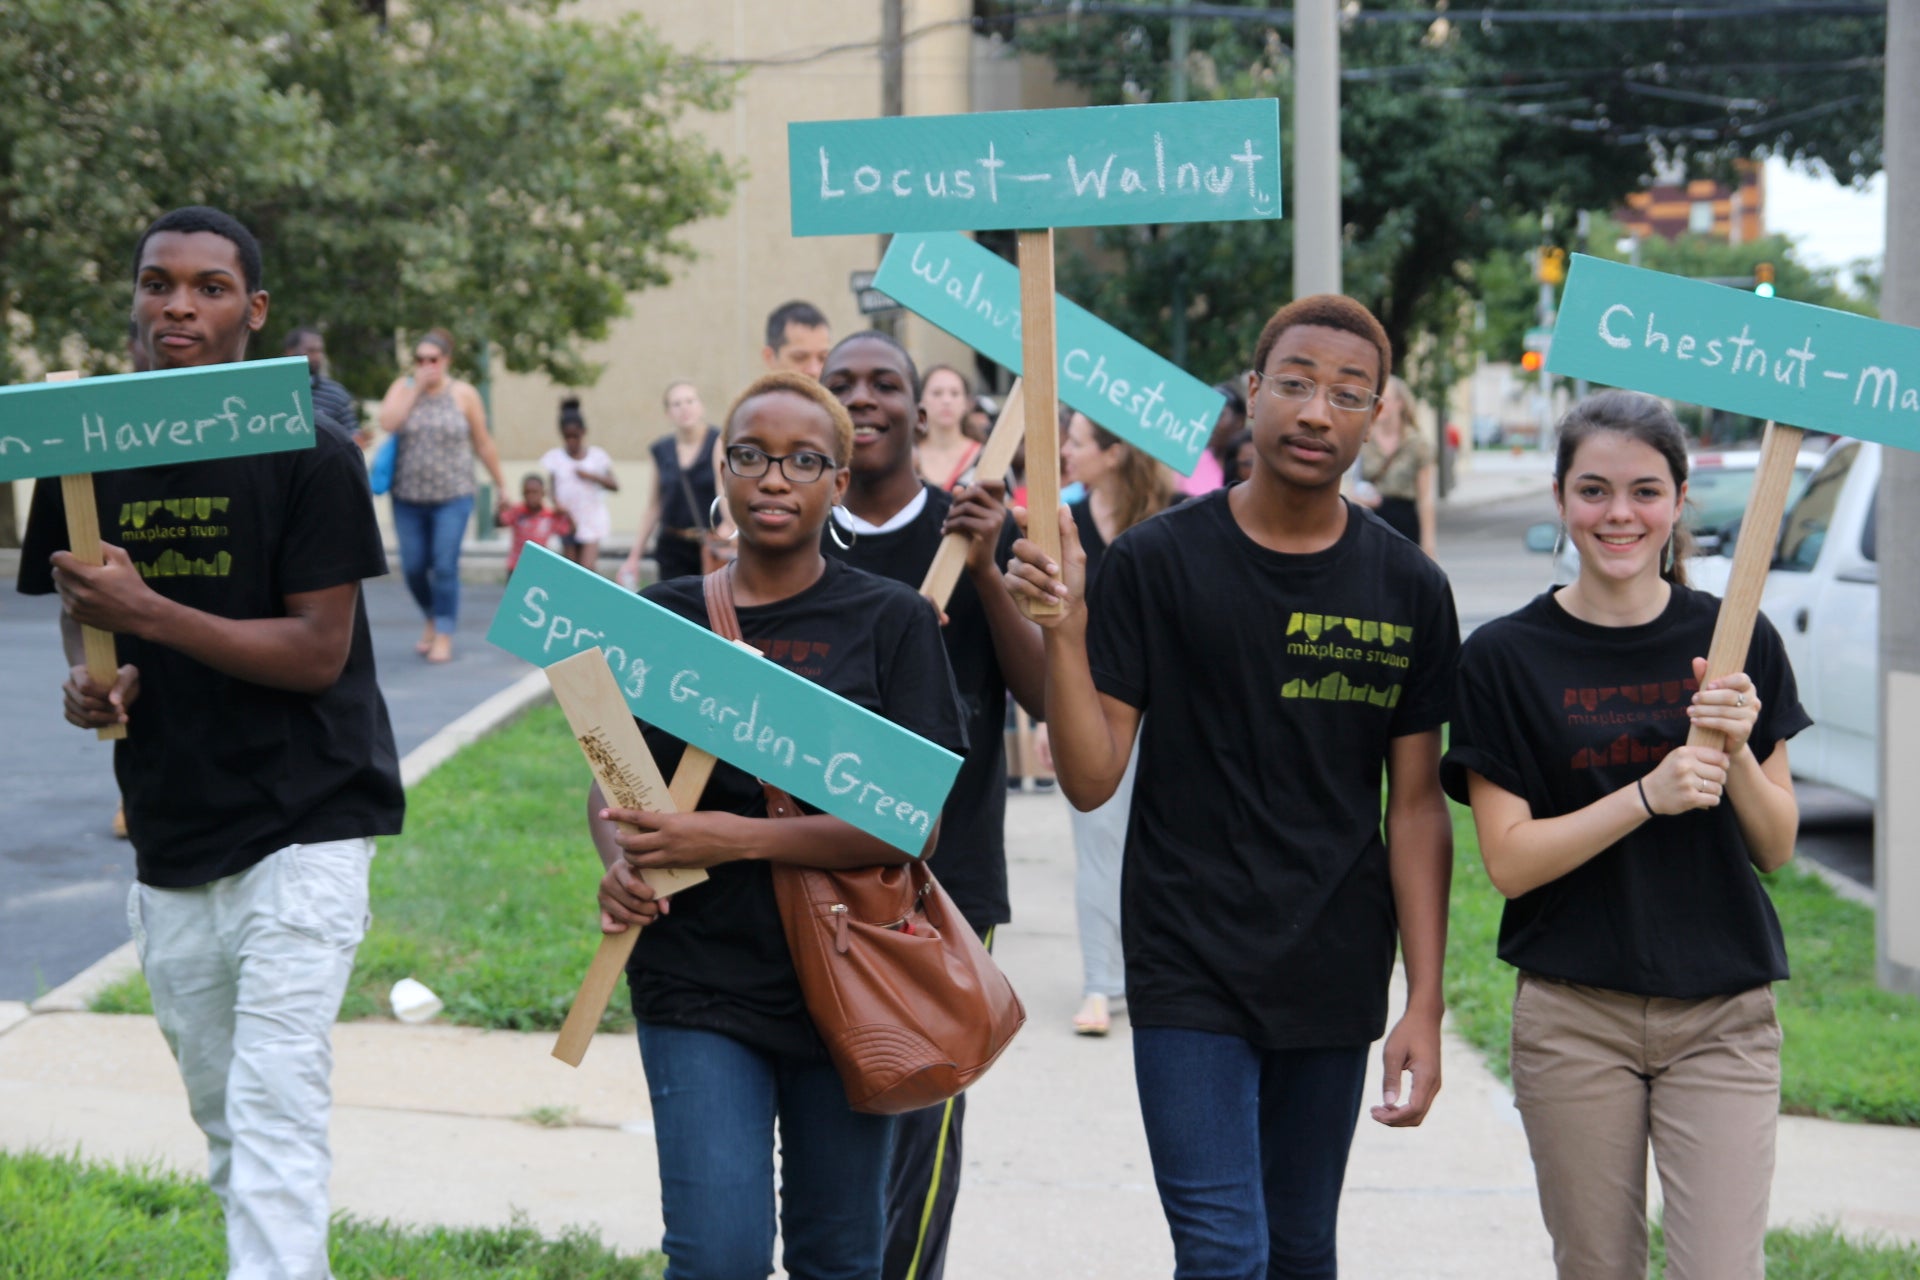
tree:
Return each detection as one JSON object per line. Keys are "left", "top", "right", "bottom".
{"left": 0, "top": 0, "right": 735, "bottom": 545}
{"left": 993, "top": 0, "right": 1886, "bottom": 397}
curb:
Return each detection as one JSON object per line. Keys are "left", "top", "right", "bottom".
{"left": 10, "top": 666, "right": 554, "bottom": 1029}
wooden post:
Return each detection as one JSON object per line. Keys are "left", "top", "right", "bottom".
{"left": 917, "top": 379, "right": 1025, "bottom": 611}
{"left": 1018, "top": 230, "right": 1063, "bottom": 617}
{"left": 1685, "top": 420, "right": 1806, "bottom": 751}
{"left": 545, "top": 647, "right": 717, "bottom": 1067}
{"left": 45, "top": 370, "right": 127, "bottom": 743}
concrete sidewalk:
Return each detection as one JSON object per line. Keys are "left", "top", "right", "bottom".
{"left": 4, "top": 792, "right": 1917, "bottom": 1274}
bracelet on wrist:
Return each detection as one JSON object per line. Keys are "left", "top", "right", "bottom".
{"left": 1636, "top": 777, "right": 1655, "bottom": 818}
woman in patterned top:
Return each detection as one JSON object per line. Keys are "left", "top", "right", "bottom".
{"left": 1353, "top": 375, "right": 1437, "bottom": 558}
{"left": 377, "top": 328, "right": 507, "bottom": 663}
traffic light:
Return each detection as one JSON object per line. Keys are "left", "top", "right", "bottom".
{"left": 1520, "top": 350, "right": 1545, "bottom": 373}
{"left": 1536, "top": 247, "right": 1568, "bottom": 286}
{"left": 1754, "top": 261, "right": 1776, "bottom": 298}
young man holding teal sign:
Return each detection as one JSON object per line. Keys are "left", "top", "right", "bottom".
{"left": 15, "top": 207, "right": 403, "bottom": 1280}
{"left": 1007, "top": 296, "right": 1459, "bottom": 1278}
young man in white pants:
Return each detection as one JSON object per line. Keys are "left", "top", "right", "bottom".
{"left": 18, "top": 206, "right": 403, "bottom": 1280}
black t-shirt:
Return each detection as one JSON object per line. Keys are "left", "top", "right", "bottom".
{"left": 825, "top": 484, "right": 1021, "bottom": 930}
{"left": 626, "top": 559, "right": 969, "bottom": 1058}
{"left": 1440, "top": 586, "right": 1809, "bottom": 998}
{"left": 652, "top": 428, "right": 720, "bottom": 530}
{"left": 17, "top": 429, "right": 404, "bottom": 888}
{"left": 1087, "top": 492, "right": 1460, "bottom": 1049}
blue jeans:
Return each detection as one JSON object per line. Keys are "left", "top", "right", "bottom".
{"left": 637, "top": 1022, "right": 896, "bottom": 1280}
{"left": 1133, "top": 1028, "right": 1369, "bottom": 1280}
{"left": 391, "top": 494, "right": 473, "bottom": 632}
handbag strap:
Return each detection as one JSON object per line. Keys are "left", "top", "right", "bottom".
{"left": 701, "top": 566, "right": 802, "bottom": 819}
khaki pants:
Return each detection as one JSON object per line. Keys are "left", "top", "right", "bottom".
{"left": 1509, "top": 972, "right": 1781, "bottom": 1280}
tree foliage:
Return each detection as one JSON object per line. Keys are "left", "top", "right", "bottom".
{"left": 992, "top": 0, "right": 1886, "bottom": 401}
{"left": 0, "top": 0, "right": 736, "bottom": 393}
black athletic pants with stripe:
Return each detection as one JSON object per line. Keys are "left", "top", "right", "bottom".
{"left": 881, "top": 924, "right": 992, "bottom": 1280}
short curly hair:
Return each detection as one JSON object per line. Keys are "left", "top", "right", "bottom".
{"left": 1250, "top": 295, "right": 1392, "bottom": 389}
{"left": 724, "top": 371, "right": 856, "bottom": 466}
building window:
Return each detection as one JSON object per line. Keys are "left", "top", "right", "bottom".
{"left": 1688, "top": 200, "right": 1715, "bottom": 234}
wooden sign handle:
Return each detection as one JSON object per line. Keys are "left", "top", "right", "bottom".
{"left": 1019, "top": 230, "right": 1064, "bottom": 617}
{"left": 547, "top": 648, "right": 719, "bottom": 1066}
{"left": 918, "top": 379, "right": 1026, "bottom": 612}
{"left": 44, "top": 371, "right": 127, "bottom": 743}
{"left": 1685, "top": 420, "right": 1806, "bottom": 752}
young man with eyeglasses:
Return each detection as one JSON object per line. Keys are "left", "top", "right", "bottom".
{"left": 1005, "top": 296, "right": 1460, "bottom": 1279}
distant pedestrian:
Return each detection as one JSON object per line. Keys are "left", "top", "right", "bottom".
{"left": 18, "top": 204, "right": 403, "bottom": 1280}
{"left": 377, "top": 328, "right": 507, "bottom": 663}
{"left": 1178, "top": 379, "right": 1248, "bottom": 496}
{"left": 284, "top": 327, "right": 366, "bottom": 446}
{"left": 1056, "top": 411, "right": 1176, "bottom": 1038}
{"left": 761, "top": 299, "right": 833, "bottom": 381}
{"left": 1354, "top": 375, "right": 1437, "bottom": 558}
{"left": 623, "top": 379, "right": 722, "bottom": 588}
{"left": 542, "top": 397, "right": 616, "bottom": 574}
{"left": 1443, "top": 390, "right": 1805, "bottom": 1280}
{"left": 915, "top": 364, "right": 981, "bottom": 492}
{"left": 497, "top": 472, "right": 569, "bottom": 571}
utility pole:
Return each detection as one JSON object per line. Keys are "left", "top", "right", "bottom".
{"left": 1168, "top": 0, "right": 1191, "bottom": 368}
{"left": 878, "top": 0, "right": 905, "bottom": 338}
{"left": 1877, "top": 0, "right": 1919, "bottom": 995}
{"left": 1293, "top": 1, "right": 1341, "bottom": 298}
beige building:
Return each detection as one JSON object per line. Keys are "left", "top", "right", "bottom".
{"left": 486, "top": 1, "right": 1079, "bottom": 541}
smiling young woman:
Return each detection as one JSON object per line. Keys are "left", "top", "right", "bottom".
{"left": 1442, "top": 389, "right": 1807, "bottom": 1278}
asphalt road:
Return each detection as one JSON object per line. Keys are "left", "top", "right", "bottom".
{"left": 0, "top": 576, "right": 526, "bottom": 1001}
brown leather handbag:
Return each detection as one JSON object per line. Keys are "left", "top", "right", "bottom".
{"left": 702, "top": 568, "right": 1025, "bottom": 1115}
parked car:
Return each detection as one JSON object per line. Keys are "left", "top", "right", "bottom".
{"left": 1525, "top": 446, "right": 1826, "bottom": 585}
{"left": 1689, "top": 440, "right": 1880, "bottom": 803}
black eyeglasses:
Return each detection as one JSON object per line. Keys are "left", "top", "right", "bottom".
{"left": 725, "top": 444, "right": 836, "bottom": 484}
{"left": 1255, "top": 372, "right": 1377, "bottom": 415}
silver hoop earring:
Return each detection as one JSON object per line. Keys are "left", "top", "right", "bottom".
{"left": 708, "top": 497, "right": 737, "bottom": 541}
{"left": 827, "top": 507, "right": 857, "bottom": 552}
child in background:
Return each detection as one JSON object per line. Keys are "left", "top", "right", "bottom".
{"left": 542, "top": 397, "right": 617, "bottom": 572}
{"left": 498, "top": 473, "right": 570, "bottom": 571}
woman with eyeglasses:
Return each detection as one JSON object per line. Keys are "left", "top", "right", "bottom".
{"left": 376, "top": 328, "right": 506, "bottom": 663}
{"left": 588, "top": 371, "right": 968, "bottom": 1280}
{"left": 1441, "top": 390, "right": 1803, "bottom": 1278}
{"left": 1353, "top": 375, "right": 1438, "bottom": 558}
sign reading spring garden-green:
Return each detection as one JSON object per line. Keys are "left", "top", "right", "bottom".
{"left": 1548, "top": 255, "right": 1920, "bottom": 450}
{"left": 790, "top": 100, "right": 1283, "bottom": 236}
{"left": 0, "top": 357, "right": 316, "bottom": 482}
{"left": 487, "top": 545, "right": 963, "bottom": 855}
{"left": 872, "top": 232, "right": 1224, "bottom": 474}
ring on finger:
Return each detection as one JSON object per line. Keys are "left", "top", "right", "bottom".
{"left": 1735, "top": 693, "right": 1747, "bottom": 707}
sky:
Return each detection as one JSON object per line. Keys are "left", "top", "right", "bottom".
{"left": 1764, "top": 154, "right": 1886, "bottom": 274}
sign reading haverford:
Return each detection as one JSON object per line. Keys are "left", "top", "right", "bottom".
{"left": 873, "top": 232, "right": 1224, "bottom": 474}
{"left": 790, "top": 100, "right": 1283, "bottom": 236}
{"left": 1548, "top": 255, "right": 1920, "bottom": 449}
{"left": 487, "top": 545, "right": 962, "bottom": 855}
{"left": 0, "top": 357, "right": 316, "bottom": 483}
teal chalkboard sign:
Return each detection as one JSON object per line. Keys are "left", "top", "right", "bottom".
{"left": 790, "top": 100, "right": 1283, "bottom": 236}
{"left": 487, "top": 545, "right": 962, "bottom": 855}
{"left": 0, "top": 357, "right": 316, "bottom": 482}
{"left": 873, "top": 232, "right": 1224, "bottom": 475}
{"left": 1549, "top": 255, "right": 1920, "bottom": 450}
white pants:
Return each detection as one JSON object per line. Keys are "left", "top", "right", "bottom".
{"left": 1070, "top": 740, "right": 1138, "bottom": 1000}
{"left": 127, "top": 838, "right": 374, "bottom": 1280}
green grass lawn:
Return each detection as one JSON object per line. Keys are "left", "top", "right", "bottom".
{"left": 1443, "top": 796, "right": 1920, "bottom": 1126}
{"left": 1651, "top": 1218, "right": 1920, "bottom": 1280}
{"left": 0, "top": 1149, "right": 662, "bottom": 1279}
{"left": 91, "top": 703, "right": 1920, "bottom": 1126}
